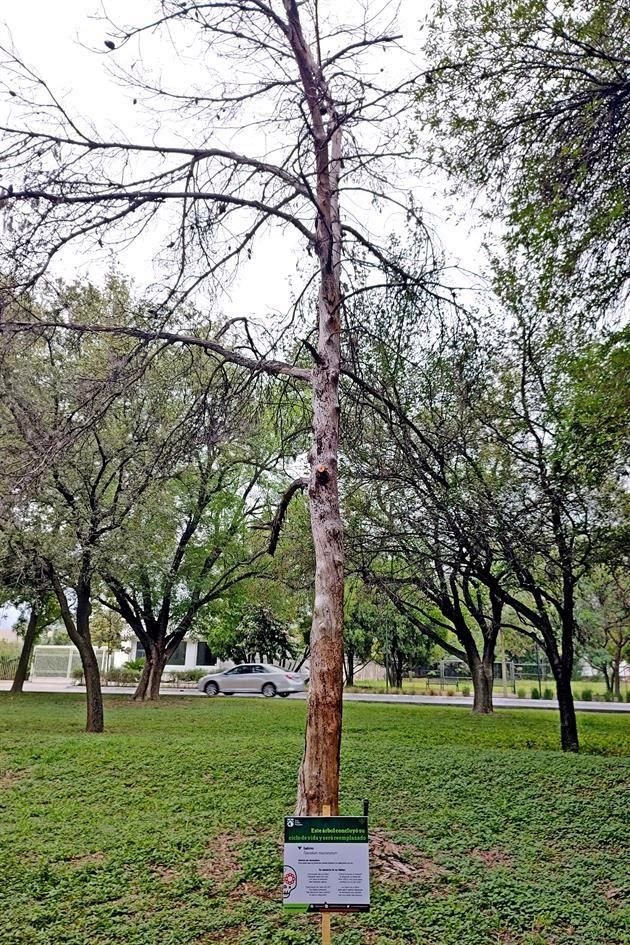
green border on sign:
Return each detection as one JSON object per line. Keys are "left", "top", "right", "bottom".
{"left": 284, "top": 816, "right": 368, "bottom": 843}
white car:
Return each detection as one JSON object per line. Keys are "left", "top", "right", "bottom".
{"left": 197, "top": 663, "right": 306, "bottom": 698}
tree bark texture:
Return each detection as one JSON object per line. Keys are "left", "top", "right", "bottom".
{"left": 76, "top": 635, "right": 105, "bottom": 733}
{"left": 132, "top": 634, "right": 182, "bottom": 701}
{"left": 470, "top": 654, "right": 494, "bottom": 714}
{"left": 10, "top": 605, "right": 40, "bottom": 694}
{"left": 132, "top": 641, "right": 166, "bottom": 702}
{"left": 133, "top": 655, "right": 152, "bottom": 701}
{"left": 291, "top": 0, "right": 345, "bottom": 813}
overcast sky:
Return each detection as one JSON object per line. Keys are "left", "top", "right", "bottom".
{"left": 2, "top": 1, "right": 484, "bottom": 314}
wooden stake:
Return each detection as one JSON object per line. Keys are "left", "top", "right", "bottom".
{"left": 322, "top": 805, "right": 332, "bottom": 944}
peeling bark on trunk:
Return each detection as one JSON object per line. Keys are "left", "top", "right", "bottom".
{"left": 284, "top": 0, "right": 346, "bottom": 816}
{"left": 10, "top": 606, "right": 40, "bottom": 694}
{"left": 297, "top": 342, "right": 345, "bottom": 814}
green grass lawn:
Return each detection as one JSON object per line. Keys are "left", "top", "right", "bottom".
{"left": 0, "top": 695, "right": 628, "bottom": 945}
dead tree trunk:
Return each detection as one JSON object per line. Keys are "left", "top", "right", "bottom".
{"left": 292, "top": 2, "right": 345, "bottom": 813}
{"left": 10, "top": 605, "right": 40, "bottom": 694}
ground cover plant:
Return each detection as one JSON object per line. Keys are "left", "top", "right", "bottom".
{"left": 0, "top": 695, "right": 628, "bottom": 945}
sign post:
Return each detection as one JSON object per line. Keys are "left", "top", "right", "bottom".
{"left": 283, "top": 808, "right": 370, "bottom": 944}
{"left": 322, "top": 805, "right": 332, "bottom": 945}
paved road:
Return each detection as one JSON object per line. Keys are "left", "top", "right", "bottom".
{"left": 2, "top": 679, "right": 629, "bottom": 712}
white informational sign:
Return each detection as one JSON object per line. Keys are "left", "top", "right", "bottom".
{"left": 283, "top": 816, "right": 370, "bottom": 914}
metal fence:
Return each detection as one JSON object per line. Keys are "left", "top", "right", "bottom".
{"left": 31, "top": 645, "right": 109, "bottom": 679}
{"left": 0, "top": 656, "right": 19, "bottom": 680}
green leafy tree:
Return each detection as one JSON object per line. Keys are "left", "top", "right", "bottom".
{"left": 204, "top": 604, "right": 296, "bottom": 665}
{"left": 576, "top": 566, "right": 630, "bottom": 701}
{"left": 89, "top": 605, "right": 126, "bottom": 669}
{"left": 101, "top": 379, "right": 288, "bottom": 701}
{"left": 418, "top": 0, "right": 630, "bottom": 315}
{"left": 0, "top": 280, "right": 216, "bottom": 730}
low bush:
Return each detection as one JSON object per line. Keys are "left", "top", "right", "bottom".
{"left": 125, "top": 658, "right": 146, "bottom": 673}
{"left": 461, "top": 685, "right": 471, "bottom": 697}
{"left": 171, "top": 669, "right": 206, "bottom": 682}
{"left": 71, "top": 667, "right": 84, "bottom": 683}
{"left": 531, "top": 687, "right": 541, "bottom": 699}
{"left": 581, "top": 688, "right": 593, "bottom": 702}
{"left": 543, "top": 687, "right": 554, "bottom": 700}
{"left": 517, "top": 687, "right": 526, "bottom": 699}
{"left": 105, "top": 666, "right": 141, "bottom": 685}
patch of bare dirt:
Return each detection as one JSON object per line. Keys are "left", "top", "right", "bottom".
{"left": 196, "top": 925, "right": 246, "bottom": 943}
{"left": 66, "top": 852, "right": 107, "bottom": 868}
{"left": 197, "top": 833, "right": 243, "bottom": 882}
{"left": 228, "top": 879, "right": 276, "bottom": 901}
{"left": 153, "top": 865, "right": 179, "bottom": 883}
{"left": 470, "top": 849, "right": 514, "bottom": 869}
{"left": 370, "top": 829, "right": 448, "bottom": 883}
{"left": 496, "top": 930, "right": 520, "bottom": 945}
{"left": 0, "top": 769, "right": 26, "bottom": 789}
{"left": 362, "top": 931, "right": 385, "bottom": 944}
{"left": 601, "top": 882, "right": 626, "bottom": 906}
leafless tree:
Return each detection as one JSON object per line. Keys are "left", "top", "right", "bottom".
{"left": 0, "top": 1, "right": 437, "bottom": 811}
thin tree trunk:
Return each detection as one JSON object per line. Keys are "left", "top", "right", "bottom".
{"left": 77, "top": 637, "right": 105, "bottom": 733}
{"left": 296, "top": 115, "right": 345, "bottom": 815}
{"left": 553, "top": 664, "right": 579, "bottom": 752}
{"left": 10, "top": 606, "right": 40, "bottom": 694}
{"left": 602, "top": 664, "right": 612, "bottom": 694}
{"left": 612, "top": 655, "right": 621, "bottom": 702}
{"left": 345, "top": 649, "right": 355, "bottom": 687}
{"left": 75, "top": 578, "right": 104, "bottom": 733}
{"left": 48, "top": 564, "right": 104, "bottom": 733}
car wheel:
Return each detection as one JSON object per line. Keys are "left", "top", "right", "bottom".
{"left": 262, "top": 682, "right": 277, "bottom": 698}
{"left": 204, "top": 680, "right": 219, "bottom": 696}
{"left": 278, "top": 692, "right": 290, "bottom": 698}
